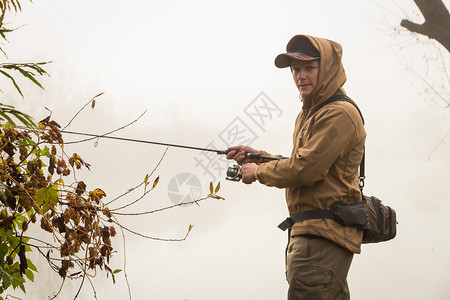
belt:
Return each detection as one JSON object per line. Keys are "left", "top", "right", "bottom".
{"left": 278, "top": 209, "right": 335, "bottom": 231}
{"left": 295, "top": 234, "right": 324, "bottom": 239}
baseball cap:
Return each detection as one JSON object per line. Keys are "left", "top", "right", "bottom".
{"left": 275, "top": 35, "right": 320, "bottom": 68}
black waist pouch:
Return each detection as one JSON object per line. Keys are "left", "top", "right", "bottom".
{"left": 332, "top": 195, "right": 397, "bottom": 244}
{"left": 332, "top": 201, "right": 367, "bottom": 228}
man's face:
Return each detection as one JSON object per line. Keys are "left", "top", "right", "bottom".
{"left": 291, "top": 60, "right": 319, "bottom": 98}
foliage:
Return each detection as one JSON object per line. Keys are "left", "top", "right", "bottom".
{"left": 0, "top": 114, "right": 223, "bottom": 298}
{"left": 0, "top": 1, "right": 50, "bottom": 98}
{"left": 0, "top": 62, "right": 50, "bottom": 97}
{"left": 0, "top": 0, "right": 23, "bottom": 14}
{"left": 0, "top": 1, "right": 225, "bottom": 299}
{"left": 0, "top": 119, "right": 120, "bottom": 297}
{"left": 0, "top": 103, "right": 34, "bottom": 129}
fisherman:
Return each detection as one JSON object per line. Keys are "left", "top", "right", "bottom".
{"left": 226, "top": 35, "right": 366, "bottom": 299}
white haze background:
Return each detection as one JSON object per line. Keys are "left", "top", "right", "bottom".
{"left": 2, "top": 0, "right": 450, "bottom": 299}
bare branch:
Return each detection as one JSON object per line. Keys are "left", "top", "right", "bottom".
{"left": 428, "top": 131, "right": 450, "bottom": 161}
{"left": 62, "top": 110, "right": 147, "bottom": 145}
{"left": 62, "top": 93, "right": 105, "bottom": 131}
{"left": 117, "top": 217, "right": 132, "bottom": 300}
{"left": 401, "top": 0, "right": 450, "bottom": 52}
{"left": 112, "top": 220, "right": 193, "bottom": 242}
{"left": 111, "top": 194, "right": 223, "bottom": 216}
{"left": 106, "top": 146, "right": 169, "bottom": 207}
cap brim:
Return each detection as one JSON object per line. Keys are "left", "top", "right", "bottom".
{"left": 274, "top": 52, "right": 320, "bottom": 68}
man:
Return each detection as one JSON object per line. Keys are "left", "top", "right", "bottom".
{"left": 226, "top": 35, "right": 366, "bottom": 299}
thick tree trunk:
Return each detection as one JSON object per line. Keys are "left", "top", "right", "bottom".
{"left": 400, "top": 0, "right": 450, "bottom": 53}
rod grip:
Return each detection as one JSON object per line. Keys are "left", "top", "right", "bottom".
{"left": 245, "top": 153, "right": 261, "bottom": 159}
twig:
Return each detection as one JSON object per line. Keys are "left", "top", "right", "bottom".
{"left": 109, "top": 185, "right": 155, "bottom": 212}
{"left": 111, "top": 195, "right": 218, "bottom": 216}
{"left": 63, "top": 110, "right": 147, "bottom": 145}
{"left": 62, "top": 93, "right": 105, "bottom": 131}
{"left": 73, "top": 256, "right": 87, "bottom": 300}
{"left": 5, "top": 295, "right": 22, "bottom": 300}
{"left": 49, "top": 271, "right": 65, "bottom": 300}
{"left": 117, "top": 216, "right": 132, "bottom": 300}
{"left": 112, "top": 219, "right": 192, "bottom": 242}
{"left": 106, "top": 146, "right": 169, "bottom": 207}
{"left": 428, "top": 130, "right": 450, "bottom": 161}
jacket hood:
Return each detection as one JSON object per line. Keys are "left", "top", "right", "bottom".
{"left": 299, "top": 35, "right": 347, "bottom": 111}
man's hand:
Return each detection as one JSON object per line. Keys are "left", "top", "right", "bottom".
{"left": 225, "top": 145, "right": 261, "bottom": 165}
{"left": 241, "top": 163, "right": 257, "bottom": 184}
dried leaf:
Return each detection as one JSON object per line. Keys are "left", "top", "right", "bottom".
{"left": 76, "top": 181, "right": 87, "bottom": 196}
{"left": 91, "top": 188, "right": 106, "bottom": 199}
{"left": 38, "top": 116, "right": 50, "bottom": 126}
{"left": 214, "top": 182, "right": 221, "bottom": 194}
{"left": 91, "top": 93, "right": 104, "bottom": 109}
{"left": 188, "top": 224, "right": 193, "bottom": 232}
{"left": 69, "top": 153, "right": 83, "bottom": 169}
{"left": 48, "top": 120, "right": 61, "bottom": 128}
{"left": 48, "top": 155, "right": 55, "bottom": 175}
{"left": 153, "top": 176, "right": 159, "bottom": 188}
{"left": 209, "top": 182, "right": 213, "bottom": 194}
{"left": 93, "top": 92, "right": 105, "bottom": 98}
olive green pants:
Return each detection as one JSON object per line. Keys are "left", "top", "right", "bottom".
{"left": 286, "top": 235, "right": 354, "bottom": 300}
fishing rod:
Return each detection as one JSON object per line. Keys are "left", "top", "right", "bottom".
{"left": 60, "top": 130, "right": 288, "bottom": 182}
{"left": 62, "top": 129, "right": 230, "bottom": 154}
{"left": 15, "top": 126, "right": 287, "bottom": 181}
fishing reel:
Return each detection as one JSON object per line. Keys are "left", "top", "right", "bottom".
{"left": 225, "top": 153, "right": 261, "bottom": 182}
{"left": 225, "top": 154, "right": 289, "bottom": 182}
{"left": 226, "top": 164, "right": 242, "bottom": 182}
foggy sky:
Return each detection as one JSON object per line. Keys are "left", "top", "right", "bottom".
{"left": 2, "top": 0, "right": 450, "bottom": 299}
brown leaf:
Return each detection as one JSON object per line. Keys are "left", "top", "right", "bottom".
{"left": 38, "top": 116, "right": 50, "bottom": 125}
{"left": 48, "top": 120, "right": 61, "bottom": 128}
{"left": 76, "top": 181, "right": 87, "bottom": 196}
{"left": 153, "top": 176, "right": 160, "bottom": 188}
{"left": 48, "top": 155, "right": 55, "bottom": 175}
{"left": 93, "top": 92, "right": 105, "bottom": 98}
{"left": 214, "top": 182, "right": 221, "bottom": 194}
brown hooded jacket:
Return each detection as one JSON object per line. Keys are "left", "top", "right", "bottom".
{"left": 255, "top": 35, "right": 366, "bottom": 253}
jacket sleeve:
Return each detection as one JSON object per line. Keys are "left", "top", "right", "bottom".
{"left": 255, "top": 105, "right": 364, "bottom": 188}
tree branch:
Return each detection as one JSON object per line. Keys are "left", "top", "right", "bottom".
{"left": 400, "top": 0, "right": 450, "bottom": 53}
